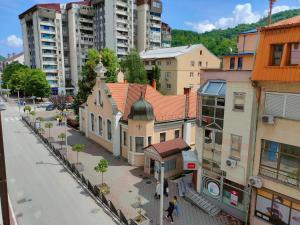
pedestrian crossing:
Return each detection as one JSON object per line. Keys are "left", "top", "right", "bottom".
{"left": 3, "top": 117, "right": 21, "bottom": 123}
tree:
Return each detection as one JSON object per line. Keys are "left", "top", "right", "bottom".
{"left": 29, "top": 111, "right": 36, "bottom": 123}
{"left": 24, "top": 69, "right": 51, "bottom": 98}
{"left": 24, "top": 105, "right": 31, "bottom": 116}
{"left": 74, "top": 49, "right": 100, "bottom": 114}
{"left": 8, "top": 68, "right": 30, "bottom": 94}
{"left": 2, "top": 62, "right": 27, "bottom": 87}
{"left": 72, "top": 144, "right": 85, "bottom": 165}
{"left": 44, "top": 122, "right": 53, "bottom": 138}
{"left": 100, "top": 48, "right": 119, "bottom": 83}
{"left": 152, "top": 65, "right": 161, "bottom": 90}
{"left": 94, "top": 159, "right": 108, "bottom": 185}
{"left": 49, "top": 95, "right": 68, "bottom": 113}
{"left": 58, "top": 133, "right": 66, "bottom": 149}
{"left": 121, "top": 49, "right": 147, "bottom": 84}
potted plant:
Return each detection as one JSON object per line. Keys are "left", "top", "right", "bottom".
{"left": 94, "top": 159, "right": 109, "bottom": 194}
{"left": 71, "top": 144, "right": 85, "bottom": 171}
{"left": 133, "top": 197, "right": 150, "bottom": 225}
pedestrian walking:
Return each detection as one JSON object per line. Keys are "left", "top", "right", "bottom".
{"left": 59, "top": 117, "right": 62, "bottom": 126}
{"left": 164, "top": 178, "right": 169, "bottom": 197}
{"left": 165, "top": 201, "right": 175, "bottom": 224}
{"left": 172, "top": 196, "right": 180, "bottom": 216}
{"left": 154, "top": 181, "right": 161, "bottom": 199}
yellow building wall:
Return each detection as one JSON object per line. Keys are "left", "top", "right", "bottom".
{"left": 223, "top": 55, "right": 254, "bottom": 71}
{"left": 237, "top": 32, "right": 257, "bottom": 53}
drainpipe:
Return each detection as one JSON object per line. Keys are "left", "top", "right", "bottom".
{"left": 119, "top": 124, "right": 122, "bottom": 159}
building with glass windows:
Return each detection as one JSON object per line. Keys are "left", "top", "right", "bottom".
{"left": 250, "top": 16, "right": 300, "bottom": 225}
{"left": 79, "top": 69, "right": 197, "bottom": 167}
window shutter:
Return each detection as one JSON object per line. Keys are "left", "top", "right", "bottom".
{"left": 265, "top": 94, "right": 284, "bottom": 117}
{"left": 285, "top": 94, "right": 300, "bottom": 120}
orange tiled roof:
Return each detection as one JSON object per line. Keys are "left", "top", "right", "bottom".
{"left": 264, "top": 15, "right": 300, "bottom": 29}
{"left": 106, "top": 83, "right": 196, "bottom": 122}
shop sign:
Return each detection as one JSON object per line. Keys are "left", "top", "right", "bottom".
{"left": 230, "top": 191, "right": 238, "bottom": 206}
{"left": 207, "top": 181, "right": 220, "bottom": 196}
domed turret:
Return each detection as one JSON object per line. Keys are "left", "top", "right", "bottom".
{"left": 128, "top": 95, "right": 154, "bottom": 121}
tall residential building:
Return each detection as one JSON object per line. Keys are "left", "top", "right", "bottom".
{"left": 136, "top": 0, "right": 162, "bottom": 51}
{"left": 161, "top": 22, "right": 172, "bottom": 48}
{"left": 19, "top": 4, "right": 65, "bottom": 95}
{"left": 92, "top": 0, "right": 134, "bottom": 57}
{"left": 250, "top": 17, "right": 300, "bottom": 225}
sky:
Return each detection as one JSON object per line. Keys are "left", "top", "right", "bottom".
{"left": 0, "top": 0, "right": 300, "bottom": 56}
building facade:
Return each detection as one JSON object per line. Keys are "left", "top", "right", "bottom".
{"left": 250, "top": 17, "right": 300, "bottom": 225}
{"left": 0, "top": 52, "right": 25, "bottom": 73}
{"left": 79, "top": 64, "right": 196, "bottom": 167}
{"left": 161, "top": 22, "right": 172, "bottom": 48}
{"left": 140, "top": 44, "right": 221, "bottom": 95}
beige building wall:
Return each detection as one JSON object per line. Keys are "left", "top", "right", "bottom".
{"left": 237, "top": 32, "right": 257, "bottom": 53}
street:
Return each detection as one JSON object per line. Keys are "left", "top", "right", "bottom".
{"left": 2, "top": 102, "right": 116, "bottom": 225}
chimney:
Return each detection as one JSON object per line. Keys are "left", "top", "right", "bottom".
{"left": 184, "top": 87, "right": 191, "bottom": 118}
{"left": 151, "top": 79, "right": 157, "bottom": 90}
{"left": 124, "top": 79, "right": 128, "bottom": 84}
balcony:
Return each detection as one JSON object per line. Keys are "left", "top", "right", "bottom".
{"left": 116, "top": 25, "right": 128, "bottom": 32}
{"left": 117, "top": 18, "right": 127, "bottom": 24}
{"left": 116, "top": 0, "right": 127, "bottom": 8}
{"left": 150, "top": 15, "right": 161, "bottom": 21}
{"left": 150, "top": 23, "right": 161, "bottom": 29}
{"left": 116, "top": 9, "right": 128, "bottom": 16}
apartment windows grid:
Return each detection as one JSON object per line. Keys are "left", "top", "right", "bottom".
{"left": 135, "top": 137, "right": 144, "bottom": 153}
{"left": 107, "top": 119, "right": 112, "bottom": 141}
{"left": 160, "top": 132, "right": 166, "bottom": 142}
{"left": 233, "top": 92, "right": 246, "bottom": 111}
{"left": 230, "top": 57, "right": 235, "bottom": 70}
{"left": 175, "top": 130, "right": 180, "bottom": 138}
{"left": 230, "top": 134, "right": 242, "bottom": 159}
{"left": 98, "top": 116, "right": 103, "bottom": 136}
{"left": 91, "top": 113, "right": 94, "bottom": 132}
{"left": 255, "top": 189, "right": 300, "bottom": 225}
{"left": 259, "top": 139, "right": 300, "bottom": 187}
{"left": 271, "top": 44, "right": 284, "bottom": 66}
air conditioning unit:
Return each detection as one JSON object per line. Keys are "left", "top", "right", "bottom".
{"left": 226, "top": 158, "right": 237, "bottom": 168}
{"left": 249, "top": 176, "right": 263, "bottom": 188}
{"left": 262, "top": 115, "right": 274, "bottom": 124}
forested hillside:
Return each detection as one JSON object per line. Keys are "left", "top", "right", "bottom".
{"left": 172, "top": 9, "right": 300, "bottom": 56}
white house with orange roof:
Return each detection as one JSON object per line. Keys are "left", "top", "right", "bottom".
{"left": 79, "top": 63, "right": 197, "bottom": 167}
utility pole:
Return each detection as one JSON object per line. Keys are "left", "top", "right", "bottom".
{"left": 0, "top": 111, "right": 10, "bottom": 225}
{"left": 269, "top": 0, "right": 277, "bottom": 25}
{"left": 159, "top": 162, "right": 164, "bottom": 225}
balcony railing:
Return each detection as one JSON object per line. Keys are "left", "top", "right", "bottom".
{"left": 259, "top": 166, "right": 300, "bottom": 188}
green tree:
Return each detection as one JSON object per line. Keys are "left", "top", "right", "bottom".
{"left": 2, "top": 62, "right": 27, "bottom": 87}
{"left": 44, "top": 122, "right": 53, "bottom": 138}
{"left": 121, "top": 49, "right": 147, "bottom": 84}
{"left": 152, "top": 65, "right": 161, "bottom": 90}
{"left": 24, "top": 69, "right": 51, "bottom": 98}
{"left": 8, "top": 68, "right": 30, "bottom": 94}
{"left": 94, "top": 159, "right": 108, "bottom": 185}
{"left": 72, "top": 144, "right": 85, "bottom": 164}
{"left": 100, "top": 48, "right": 119, "bottom": 83}
{"left": 58, "top": 133, "right": 66, "bottom": 149}
{"left": 24, "top": 105, "right": 32, "bottom": 116}
{"left": 73, "top": 49, "right": 100, "bottom": 114}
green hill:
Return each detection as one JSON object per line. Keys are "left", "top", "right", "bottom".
{"left": 0, "top": 55, "right": 5, "bottom": 61}
{"left": 172, "top": 9, "right": 300, "bottom": 56}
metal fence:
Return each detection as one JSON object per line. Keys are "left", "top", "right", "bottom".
{"left": 22, "top": 116, "right": 136, "bottom": 225}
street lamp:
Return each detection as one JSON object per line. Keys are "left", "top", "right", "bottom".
{"left": 63, "top": 110, "right": 69, "bottom": 159}
{"left": 0, "top": 103, "right": 10, "bottom": 225}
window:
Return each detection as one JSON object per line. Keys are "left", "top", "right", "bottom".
{"left": 190, "top": 61, "right": 195, "bottom": 67}
{"left": 160, "top": 132, "right": 166, "bottom": 142}
{"left": 148, "top": 136, "right": 152, "bottom": 145}
{"left": 98, "top": 90, "right": 102, "bottom": 106}
{"left": 201, "top": 95, "right": 225, "bottom": 128}
{"left": 123, "top": 131, "right": 127, "bottom": 146}
{"left": 166, "top": 60, "right": 172, "bottom": 65}
{"left": 90, "top": 113, "right": 95, "bottom": 132}
{"left": 157, "top": 60, "right": 161, "bottom": 66}
{"left": 271, "top": 44, "right": 284, "bottom": 66}
{"left": 260, "top": 140, "right": 300, "bottom": 187}
{"left": 135, "top": 137, "right": 144, "bottom": 153}
{"left": 107, "top": 120, "right": 112, "bottom": 141}
{"left": 198, "top": 61, "right": 202, "bottom": 67}
{"left": 166, "top": 84, "right": 171, "bottom": 89}
{"left": 230, "top": 57, "right": 235, "bottom": 70}
{"left": 151, "top": 61, "right": 155, "bottom": 66}
{"left": 231, "top": 135, "right": 242, "bottom": 159}
{"left": 165, "top": 159, "right": 176, "bottom": 172}
{"left": 289, "top": 43, "right": 300, "bottom": 65}
{"left": 130, "top": 136, "right": 133, "bottom": 151}
{"left": 98, "top": 116, "right": 103, "bottom": 135}
{"left": 200, "top": 50, "right": 203, "bottom": 55}
{"left": 145, "top": 61, "right": 149, "bottom": 66}
{"left": 165, "top": 72, "right": 171, "bottom": 78}
{"left": 175, "top": 130, "right": 180, "bottom": 138}
{"left": 190, "top": 72, "right": 194, "bottom": 78}
{"left": 255, "top": 189, "right": 300, "bottom": 225}
{"left": 265, "top": 93, "right": 300, "bottom": 120}
{"left": 233, "top": 92, "right": 246, "bottom": 111}
{"left": 237, "top": 57, "right": 243, "bottom": 70}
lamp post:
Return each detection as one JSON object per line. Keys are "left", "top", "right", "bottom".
{"left": 159, "top": 162, "right": 165, "bottom": 225}
{"left": 0, "top": 104, "right": 10, "bottom": 225}
{"left": 63, "top": 110, "right": 69, "bottom": 159}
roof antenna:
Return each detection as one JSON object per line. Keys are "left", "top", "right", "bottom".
{"left": 269, "top": 0, "right": 277, "bottom": 25}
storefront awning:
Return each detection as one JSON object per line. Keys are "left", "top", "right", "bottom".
{"left": 182, "top": 151, "right": 199, "bottom": 170}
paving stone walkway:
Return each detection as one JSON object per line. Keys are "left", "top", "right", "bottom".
{"left": 33, "top": 110, "right": 242, "bottom": 225}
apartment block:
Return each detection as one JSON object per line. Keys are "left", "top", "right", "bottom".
{"left": 250, "top": 16, "right": 300, "bottom": 225}
{"left": 92, "top": 0, "right": 134, "bottom": 57}
{"left": 140, "top": 44, "right": 221, "bottom": 95}
{"left": 136, "top": 0, "right": 162, "bottom": 51}
{"left": 19, "top": 4, "right": 66, "bottom": 95}
{"left": 161, "top": 22, "right": 172, "bottom": 48}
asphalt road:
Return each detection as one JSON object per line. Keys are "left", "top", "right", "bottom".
{"left": 2, "top": 103, "right": 116, "bottom": 225}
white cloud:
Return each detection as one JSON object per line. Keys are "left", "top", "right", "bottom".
{"left": 6, "top": 35, "right": 23, "bottom": 48}
{"left": 264, "top": 5, "right": 293, "bottom": 16}
{"left": 186, "top": 3, "right": 261, "bottom": 33}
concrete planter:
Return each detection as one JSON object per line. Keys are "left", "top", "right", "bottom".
{"left": 133, "top": 215, "right": 150, "bottom": 225}
{"left": 74, "top": 162, "right": 84, "bottom": 172}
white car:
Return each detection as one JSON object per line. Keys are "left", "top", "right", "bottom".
{"left": 38, "top": 101, "right": 52, "bottom": 108}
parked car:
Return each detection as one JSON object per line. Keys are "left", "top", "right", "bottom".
{"left": 0, "top": 101, "right": 6, "bottom": 111}
{"left": 38, "top": 101, "right": 52, "bottom": 108}
{"left": 46, "top": 104, "right": 56, "bottom": 111}
{"left": 65, "top": 102, "right": 73, "bottom": 109}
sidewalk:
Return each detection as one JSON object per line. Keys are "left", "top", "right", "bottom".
{"left": 35, "top": 111, "right": 241, "bottom": 225}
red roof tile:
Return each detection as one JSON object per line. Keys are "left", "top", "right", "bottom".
{"left": 146, "top": 138, "right": 190, "bottom": 158}
{"left": 262, "top": 15, "right": 300, "bottom": 30}
{"left": 106, "top": 83, "right": 129, "bottom": 113}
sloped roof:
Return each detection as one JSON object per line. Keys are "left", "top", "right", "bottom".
{"left": 106, "top": 83, "right": 196, "bottom": 122}
{"left": 146, "top": 138, "right": 190, "bottom": 158}
{"left": 140, "top": 44, "right": 203, "bottom": 59}
{"left": 263, "top": 15, "right": 300, "bottom": 30}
